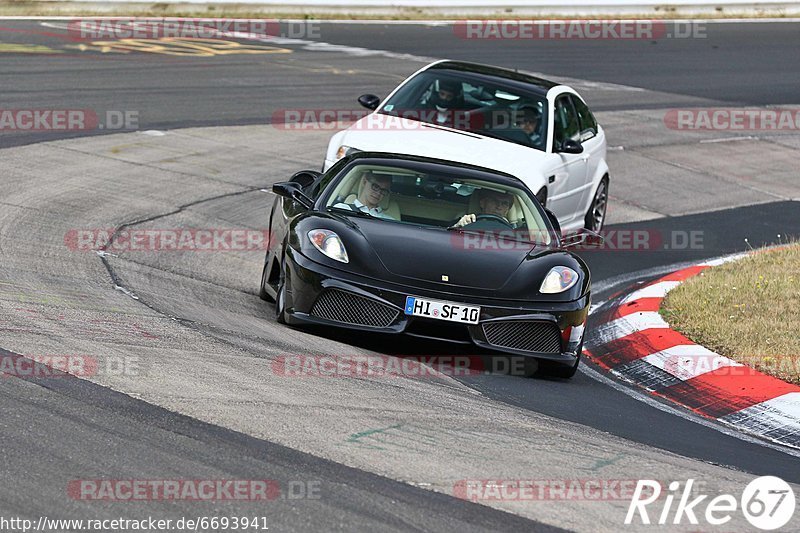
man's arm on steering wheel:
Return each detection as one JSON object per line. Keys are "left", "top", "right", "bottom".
{"left": 451, "top": 213, "right": 477, "bottom": 228}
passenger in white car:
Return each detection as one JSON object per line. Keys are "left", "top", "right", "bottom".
{"left": 517, "top": 105, "right": 543, "bottom": 147}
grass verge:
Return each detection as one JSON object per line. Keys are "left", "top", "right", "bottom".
{"left": 661, "top": 243, "right": 800, "bottom": 385}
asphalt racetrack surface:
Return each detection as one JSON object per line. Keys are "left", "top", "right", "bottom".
{"left": 1, "top": 19, "right": 799, "bottom": 532}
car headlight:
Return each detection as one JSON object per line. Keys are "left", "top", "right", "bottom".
{"left": 540, "top": 266, "right": 579, "bottom": 294}
{"left": 335, "top": 145, "right": 360, "bottom": 160}
{"left": 308, "top": 229, "right": 349, "bottom": 263}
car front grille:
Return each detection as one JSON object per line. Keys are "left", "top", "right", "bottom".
{"left": 310, "top": 289, "right": 399, "bottom": 328}
{"left": 482, "top": 320, "right": 562, "bottom": 354}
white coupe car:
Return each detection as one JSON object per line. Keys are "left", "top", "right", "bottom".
{"left": 324, "top": 60, "right": 609, "bottom": 232}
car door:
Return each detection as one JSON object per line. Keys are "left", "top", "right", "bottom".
{"left": 547, "top": 94, "right": 588, "bottom": 224}
{"left": 570, "top": 94, "right": 603, "bottom": 214}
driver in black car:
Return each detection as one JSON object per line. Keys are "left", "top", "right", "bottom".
{"left": 451, "top": 189, "right": 514, "bottom": 228}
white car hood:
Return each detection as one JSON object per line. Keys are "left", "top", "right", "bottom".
{"left": 338, "top": 116, "right": 546, "bottom": 179}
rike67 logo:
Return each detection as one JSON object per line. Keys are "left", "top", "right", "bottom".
{"left": 626, "top": 476, "right": 795, "bottom": 530}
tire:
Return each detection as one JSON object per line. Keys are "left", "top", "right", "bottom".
{"left": 545, "top": 358, "right": 579, "bottom": 379}
{"left": 584, "top": 177, "right": 609, "bottom": 232}
{"left": 538, "top": 347, "right": 581, "bottom": 379}
{"left": 275, "top": 259, "right": 287, "bottom": 324}
{"left": 522, "top": 358, "right": 539, "bottom": 378}
{"left": 258, "top": 259, "right": 274, "bottom": 302}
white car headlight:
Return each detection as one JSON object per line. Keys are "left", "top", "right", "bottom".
{"left": 540, "top": 266, "right": 579, "bottom": 294}
{"left": 308, "top": 229, "right": 349, "bottom": 263}
{"left": 335, "top": 145, "right": 359, "bottom": 160}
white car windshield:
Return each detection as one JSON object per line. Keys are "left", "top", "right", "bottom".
{"left": 379, "top": 70, "right": 549, "bottom": 151}
{"left": 325, "top": 162, "right": 552, "bottom": 245}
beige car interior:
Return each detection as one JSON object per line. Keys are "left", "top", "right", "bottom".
{"left": 339, "top": 168, "right": 403, "bottom": 220}
{"left": 328, "top": 167, "right": 550, "bottom": 244}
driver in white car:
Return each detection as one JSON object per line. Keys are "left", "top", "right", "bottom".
{"left": 426, "top": 78, "right": 465, "bottom": 126}
{"left": 451, "top": 189, "right": 513, "bottom": 228}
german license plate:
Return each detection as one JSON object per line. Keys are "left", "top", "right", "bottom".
{"left": 404, "top": 296, "right": 480, "bottom": 324}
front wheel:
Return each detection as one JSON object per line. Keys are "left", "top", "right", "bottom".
{"left": 543, "top": 358, "right": 579, "bottom": 379}
{"left": 584, "top": 177, "right": 609, "bottom": 232}
{"left": 537, "top": 347, "right": 581, "bottom": 379}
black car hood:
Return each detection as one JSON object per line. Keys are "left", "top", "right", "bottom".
{"left": 357, "top": 219, "right": 529, "bottom": 290}
{"left": 292, "top": 213, "right": 588, "bottom": 302}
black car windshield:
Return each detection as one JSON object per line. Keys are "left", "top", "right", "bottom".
{"left": 324, "top": 162, "right": 552, "bottom": 245}
{"left": 379, "top": 70, "right": 549, "bottom": 152}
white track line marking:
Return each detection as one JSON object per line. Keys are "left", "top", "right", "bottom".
{"left": 642, "top": 345, "right": 742, "bottom": 380}
{"left": 592, "top": 311, "right": 669, "bottom": 345}
{"left": 620, "top": 280, "right": 680, "bottom": 302}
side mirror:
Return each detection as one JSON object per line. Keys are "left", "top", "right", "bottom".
{"left": 358, "top": 94, "right": 381, "bottom": 111}
{"left": 273, "top": 182, "right": 314, "bottom": 210}
{"left": 544, "top": 208, "right": 561, "bottom": 236}
{"left": 561, "top": 229, "right": 604, "bottom": 249}
{"left": 559, "top": 139, "right": 584, "bottom": 154}
{"left": 289, "top": 170, "right": 321, "bottom": 189}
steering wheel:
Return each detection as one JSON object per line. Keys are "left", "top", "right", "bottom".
{"left": 474, "top": 214, "right": 514, "bottom": 229}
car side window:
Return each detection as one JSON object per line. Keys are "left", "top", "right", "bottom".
{"left": 571, "top": 95, "right": 597, "bottom": 141}
{"left": 312, "top": 158, "right": 349, "bottom": 198}
{"left": 553, "top": 95, "right": 581, "bottom": 150}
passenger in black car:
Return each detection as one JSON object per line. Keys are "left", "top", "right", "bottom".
{"left": 451, "top": 189, "right": 515, "bottom": 228}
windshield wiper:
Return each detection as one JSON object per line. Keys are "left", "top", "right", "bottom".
{"left": 466, "top": 129, "right": 508, "bottom": 141}
{"left": 327, "top": 206, "right": 374, "bottom": 219}
{"left": 446, "top": 225, "right": 537, "bottom": 246}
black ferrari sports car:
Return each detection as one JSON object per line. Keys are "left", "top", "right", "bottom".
{"left": 260, "top": 152, "right": 599, "bottom": 378}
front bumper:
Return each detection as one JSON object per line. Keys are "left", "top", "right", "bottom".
{"left": 283, "top": 249, "right": 589, "bottom": 365}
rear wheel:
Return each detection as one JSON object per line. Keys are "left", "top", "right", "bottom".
{"left": 584, "top": 177, "right": 608, "bottom": 232}
{"left": 258, "top": 257, "right": 274, "bottom": 302}
{"left": 275, "top": 258, "right": 287, "bottom": 324}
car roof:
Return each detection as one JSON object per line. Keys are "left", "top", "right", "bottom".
{"left": 426, "top": 60, "right": 559, "bottom": 97}
{"left": 341, "top": 151, "right": 530, "bottom": 191}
